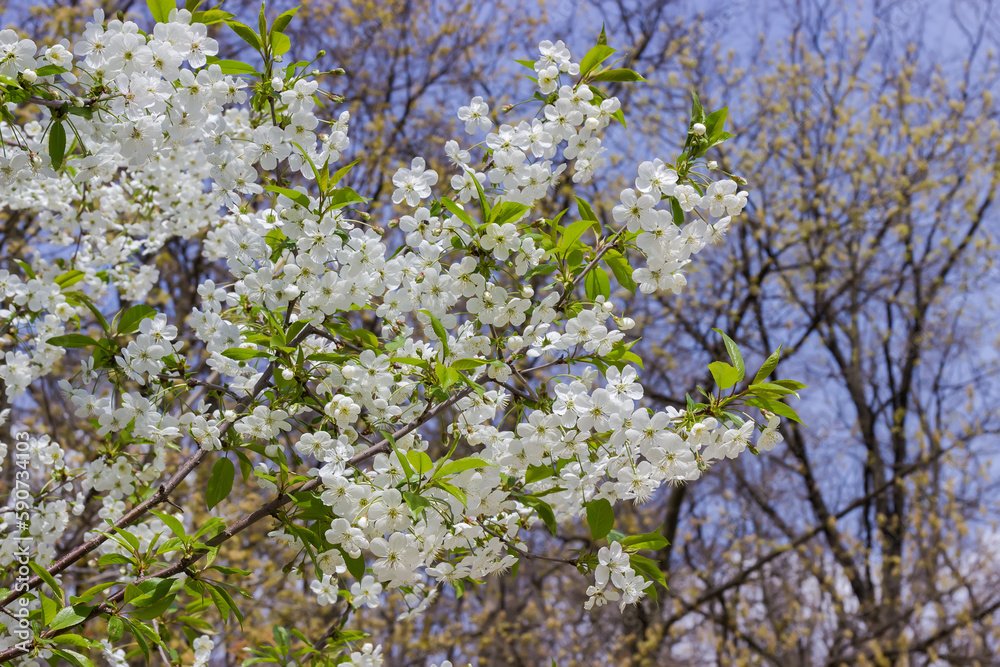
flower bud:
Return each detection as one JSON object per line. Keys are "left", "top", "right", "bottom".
{"left": 271, "top": 77, "right": 284, "bottom": 92}
{"left": 274, "top": 54, "right": 283, "bottom": 63}
{"left": 521, "top": 286, "right": 534, "bottom": 298}
{"left": 692, "top": 122, "right": 706, "bottom": 136}
{"left": 707, "top": 160, "right": 718, "bottom": 170}
{"left": 21, "top": 69, "right": 37, "bottom": 83}
{"left": 281, "top": 368, "right": 295, "bottom": 381}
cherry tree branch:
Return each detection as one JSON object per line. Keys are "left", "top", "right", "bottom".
{"left": 0, "top": 325, "right": 314, "bottom": 613}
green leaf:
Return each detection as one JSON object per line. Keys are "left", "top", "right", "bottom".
{"left": 271, "top": 6, "right": 300, "bottom": 33}
{"left": 434, "top": 480, "right": 468, "bottom": 507}
{"left": 489, "top": 201, "right": 530, "bottom": 227}
{"left": 434, "top": 363, "right": 461, "bottom": 389}
{"left": 126, "top": 619, "right": 151, "bottom": 661}
{"left": 51, "top": 634, "right": 93, "bottom": 649}
{"left": 41, "top": 594, "right": 59, "bottom": 625}
{"left": 579, "top": 44, "right": 616, "bottom": 78}
{"left": 619, "top": 350, "right": 644, "bottom": 369}
{"left": 327, "top": 186, "right": 366, "bottom": 209}
{"left": 14, "top": 259, "right": 34, "bottom": 279}
{"left": 114, "top": 529, "right": 142, "bottom": 554}
{"left": 468, "top": 165, "right": 491, "bottom": 220}
{"left": 584, "top": 266, "right": 611, "bottom": 301}
{"left": 117, "top": 304, "right": 157, "bottom": 336}
{"left": 403, "top": 489, "right": 431, "bottom": 514}
{"left": 559, "top": 219, "right": 599, "bottom": 254}
{"left": 421, "top": 310, "right": 450, "bottom": 356}
{"left": 147, "top": 0, "right": 176, "bottom": 24}
{"left": 46, "top": 334, "right": 98, "bottom": 348}
{"left": 771, "top": 379, "right": 808, "bottom": 391}
{"left": 712, "top": 329, "right": 745, "bottom": 382}
{"left": 207, "top": 584, "right": 231, "bottom": 623}
{"left": 712, "top": 130, "right": 736, "bottom": 145}
{"left": 285, "top": 318, "right": 311, "bottom": 344}
{"left": 434, "top": 456, "right": 494, "bottom": 480}
{"left": 753, "top": 345, "right": 782, "bottom": 384}
{"left": 620, "top": 532, "right": 669, "bottom": 551}
{"left": 97, "top": 553, "right": 135, "bottom": 567}
{"left": 29, "top": 562, "right": 64, "bottom": 604}
{"left": 50, "top": 648, "right": 97, "bottom": 667}
{"left": 406, "top": 451, "right": 434, "bottom": 476}
{"left": 522, "top": 496, "right": 558, "bottom": 536}
{"left": 124, "top": 584, "right": 143, "bottom": 604}
{"left": 388, "top": 356, "right": 429, "bottom": 369}
{"left": 708, "top": 361, "right": 740, "bottom": 391}
{"left": 63, "top": 290, "right": 109, "bottom": 333}
{"left": 440, "top": 197, "right": 475, "bottom": 228}
{"left": 34, "top": 64, "right": 67, "bottom": 77}
{"left": 28, "top": 561, "right": 66, "bottom": 606}
{"left": 743, "top": 397, "right": 804, "bottom": 425}
{"left": 589, "top": 68, "right": 645, "bottom": 82}
{"left": 108, "top": 616, "right": 124, "bottom": 641}
{"left": 54, "top": 269, "right": 85, "bottom": 288}
{"left": 257, "top": 0, "right": 267, "bottom": 36}
{"left": 575, "top": 196, "right": 598, "bottom": 222}
{"left": 384, "top": 432, "right": 415, "bottom": 482}
{"left": 524, "top": 465, "right": 555, "bottom": 484}
{"left": 67, "top": 106, "right": 93, "bottom": 119}
{"left": 150, "top": 510, "right": 187, "bottom": 542}
{"left": 705, "top": 106, "right": 728, "bottom": 141}
{"left": 603, "top": 250, "right": 637, "bottom": 294}
{"left": 328, "top": 158, "right": 360, "bottom": 188}
{"left": 215, "top": 584, "right": 244, "bottom": 627}
{"left": 222, "top": 347, "right": 269, "bottom": 360}
{"left": 49, "top": 121, "right": 66, "bottom": 170}
{"left": 629, "top": 553, "right": 668, "bottom": 590}
{"left": 273, "top": 625, "right": 290, "bottom": 654}
{"left": 450, "top": 358, "right": 487, "bottom": 370}
{"left": 193, "top": 517, "right": 226, "bottom": 541}
{"left": 209, "top": 58, "right": 259, "bottom": 76}
{"left": 206, "top": 458, "right": 235, "bottom": 510}
{"left": 192, "top": 9, "right": 234, "bottom": 24}
{"left": 49, "top": 604, "right": 92, "bottom": 632}
{"left": 341, "top": 549, "right": 365, "bottom": 580}
{"left": 227, "top": 20, "right": 263, "bottom": 51}
{"left": 265, "top": 184, "right": 310, "bottom": 208}
{"left": 690, "top": 91, "right": 706, "bottom": 125}
{"left": 585, "top": 498, "right": 615, "bottom": 541}
{"left": 207, "top": 565, "right": 251, "bottom": 576}
{"left": 748, "top": 382, "right": 801, "bottom": 399}
{"left": 128, "top": 593, "right": 176, "bottom": 620}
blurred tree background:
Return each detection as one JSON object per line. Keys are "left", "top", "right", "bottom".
{"left": 2, "top": 0, "right": 999, "bottom": 664}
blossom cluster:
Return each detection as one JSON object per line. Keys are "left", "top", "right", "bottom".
{"left": 0, "top": 9, "right": 775, "bottom": 666}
